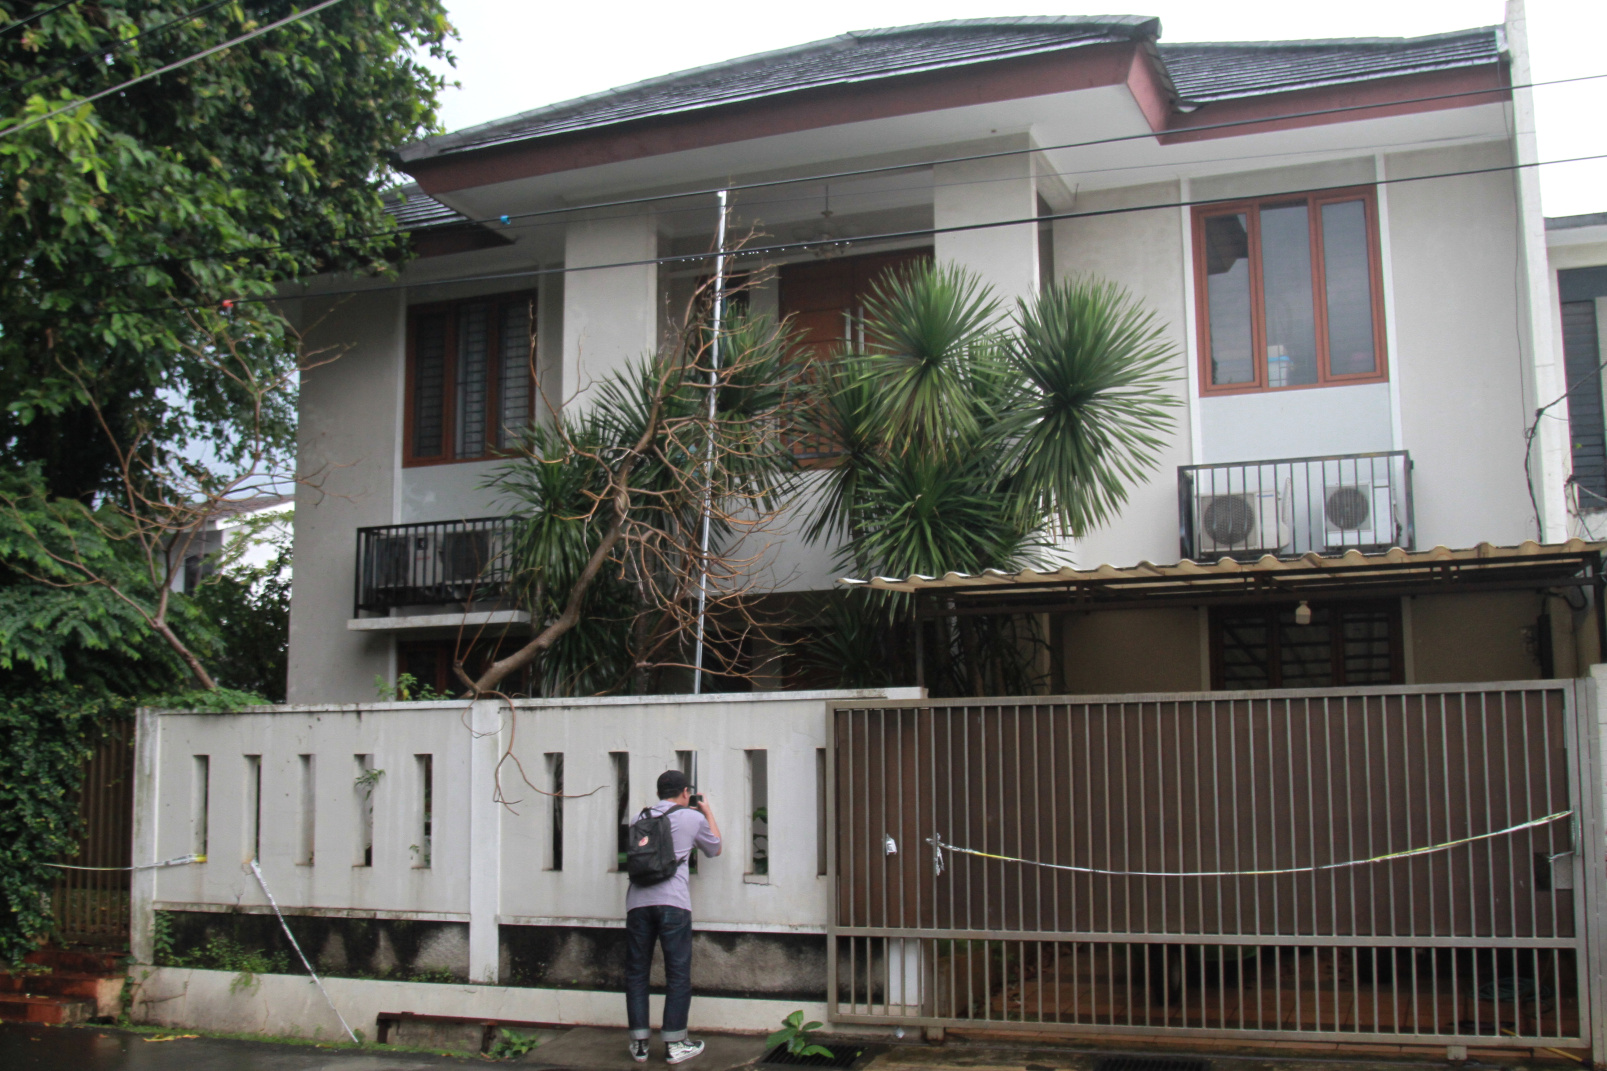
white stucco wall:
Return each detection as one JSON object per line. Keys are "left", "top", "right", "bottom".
{"left": 398, "top": 459, "right": 514, "bottom": 523}
{"left": 933, "top": 134, "right": 1039, "bottom": 302}
{"left": 1386, "top": 141, "right": 1532, "bottom": 549}
{"left": 562, "top": 209, "right": 660, "bottom": 409}
{"left": 287, "top": 291, "right": 405, "bottom": 704}
{"left": 131, "top": 690, "right": 920, "bottom": 985}
{"left": 1053, "top": 181, "right": 1192, "bottom": 568}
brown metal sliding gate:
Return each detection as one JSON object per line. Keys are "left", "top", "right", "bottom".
{"left": 828, "top": 685, "right": 1599, "bottom": 1051}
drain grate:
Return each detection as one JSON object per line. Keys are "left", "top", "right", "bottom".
{"left": 1094, "top": 1059, "right": 1210, "bottom": 1071}
{"left": 760, "top": 1043, "right": 871, "bottom": 1069}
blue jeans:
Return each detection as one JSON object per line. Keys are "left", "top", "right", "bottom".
{"left": 625, "top": 905, "right": 693, "bottom": 1042}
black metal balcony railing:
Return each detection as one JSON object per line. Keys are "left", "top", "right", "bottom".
{"left": 1178, "top": 450, "right": 1414, "bottom": 562}
{"left": 354, "top": 517, "right": 519, "bottom": 615}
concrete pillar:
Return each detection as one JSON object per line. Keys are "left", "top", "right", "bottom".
{"left": 562, "top": 209, "right": 660, "bottom": 409}
{"left": 130, "top": 706, "right": 161, "bottom": 965}
{"left": 467, "top": 699, "right": 503, "bottom": 982}
{"left": 933, "top": 134, "right": 1039, "bottom": 305}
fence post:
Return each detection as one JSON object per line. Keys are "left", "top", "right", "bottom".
{"left": 468, "top": 698, "right": 503, "bottom": 983}
{"left": 129, "top": 706, "right": 160, "bottom": 964}
{"left": 1585, "top": 670, "right": 1607, "bottom": 1061}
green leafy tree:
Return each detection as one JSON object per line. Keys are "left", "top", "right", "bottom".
{"left": 0, "top": 0, "right": 450, "bottom": 962}
{"left": 800, "top": 264, "right": 1180, "bottom": 695}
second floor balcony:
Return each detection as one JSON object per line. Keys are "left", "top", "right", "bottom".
{"left": 354, "top": 517, "right": 518, "bottom": 617}
{"left": 1178, "top": 451, "right": 1414, "bottom": 562}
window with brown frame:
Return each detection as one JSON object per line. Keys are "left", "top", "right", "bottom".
{"left": 405, "top": 293, "right": 536, "bottom": 465}
{"left": 1194, "top": 187, "right": 1387, "bottom": 395}
{"left": 1210, "top": 601, "right": 1402, "bottom": 690}
{"left": 778, "top": 247, "right": 931, "bottom": 461}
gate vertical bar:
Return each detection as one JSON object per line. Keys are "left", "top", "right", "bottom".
{"left": 1570, "top": 679, "right": 1602, "bottom": 1058}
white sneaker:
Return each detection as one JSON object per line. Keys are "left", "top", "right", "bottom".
{"left": 630, "top": 1040, "right": 650, "bottom": 1063}
{"left": 666, "top": 1038, "right": 705, "bottom": 1064}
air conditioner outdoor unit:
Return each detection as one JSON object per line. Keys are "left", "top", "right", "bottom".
{"left": 368, "top": 533, "right": 427, "bottom": 592}
{"left": 1323, "top": 483, "right": 1398, "bottom": 550}
{"left": 1193, "top": 482, "right": 1292, "bottom": 558}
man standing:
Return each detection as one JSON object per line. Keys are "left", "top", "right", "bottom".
{"left": 626, "top": 769, "right": 722, "bottom": 1064}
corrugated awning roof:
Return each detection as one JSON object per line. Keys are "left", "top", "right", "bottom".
{"left": 839, "top": 541, "right": 1604, "bottom": 614}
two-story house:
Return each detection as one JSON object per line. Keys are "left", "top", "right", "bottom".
{"left": 284, "top": 7, "right": 1600, "bottom": 704}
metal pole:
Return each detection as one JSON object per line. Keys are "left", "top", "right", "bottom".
{"left": 692, "top": 190, "right": 730, "bottom": 694}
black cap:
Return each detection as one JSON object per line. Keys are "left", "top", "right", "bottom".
{"left": 656, "top": 769, "right": 690, "bottom": 799}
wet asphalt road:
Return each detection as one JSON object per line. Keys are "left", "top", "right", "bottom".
{"left": 0, "top": 1022, "right": 480, "bottom": 1069}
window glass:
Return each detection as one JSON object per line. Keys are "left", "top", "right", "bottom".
{"left": 1203, "top": 213, "right": 1254, "bottom": 386}
{"left": 1218, "top": 613, "right": 1270, "bottom": 689}
{"left": 412, "top": 313, "right": 448, "bottom": 458}
{"left": 1278, "top": 607, "right": 1332, "bottom": 687}
{"left": 1321, "top": 200, "right": 1377, "bottom": 376}
{"left": 1213, "top": 603, "right": 1399, "bottom": 690}
{"left": 456, "top": 304, "right": 490, "bottom": 458}
{"left": 407, "top": 295, "right": 535, "bottom": 464}
{"left": 499, "top": 302, "right": 533, "bottom": 448}
{"left": 1258, "top": 203, "right": 1318, "bottom": 387}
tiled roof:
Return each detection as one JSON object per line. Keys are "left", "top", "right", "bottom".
{"left": 397, "top": 17, "right": 1158, "bottom": 163}
{"left": 381, "top": 183, "right": 468, "bottom": 230}
{"left": 396, "top": 20, "right": 1507, "bottom": 167}
{"left": 1158, "top": 27, "right": 1501, "bottom": 103}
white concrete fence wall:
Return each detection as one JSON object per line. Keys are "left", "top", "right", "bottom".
{"left": 129, "top": 688, "right": 919, "bottom": 1037}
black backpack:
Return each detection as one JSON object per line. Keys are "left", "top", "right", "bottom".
{"left": 625, "top": 805, "right": 687, "bottom": 887}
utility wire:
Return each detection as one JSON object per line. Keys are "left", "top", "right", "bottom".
{"left": 0, "top": 0, "right": 344, "bottom": 138}
{"left": 182, "top": 149, "right": 1607, "bottom": 315}
{"left": 56, "top": 68, "right": 1607, "bottom": 280}
{"left": 68, "top": 126, "right": 1504, "bottom": 282}
{"left": 3, "top": 0, "right": 236, "bottom": 99}
{"left": 407, "top": 70, "right": 1607, "bottom": 234}
{"left": 0, "top": 0, "right": 77, "bottom": 39}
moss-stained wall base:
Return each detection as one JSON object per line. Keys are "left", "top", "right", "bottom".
{"left": 499, "top": 925, "right": 826, "bottom": 1001}
{"left": 158, "top": 910, "right": 468, "bottom": 982}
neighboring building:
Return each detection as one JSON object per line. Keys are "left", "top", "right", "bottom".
{"left": 285, "top": 6, "right": 1598, "bottom": 703}
{"left": 168, "top": 494, "right": 293, "bottom": 594}
{"left": 1546, "top": 211, "right": 1607, "bottom": 538}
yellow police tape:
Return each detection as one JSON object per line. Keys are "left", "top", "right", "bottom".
{"left": 927, "top": 810, "right": 1573, "bottom": 878}
{"left": 45, "top": 853, "right": 206, "bottom": 872}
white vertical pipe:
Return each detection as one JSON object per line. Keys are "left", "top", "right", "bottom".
{"left": 693, "top": 190, "right": 730, "bottom": 694}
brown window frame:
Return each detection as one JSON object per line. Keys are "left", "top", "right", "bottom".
{"left": 403, "top": 291, "right": 537, "bottom": 467}
{"left": 1192, "top": 185, "right": 1389, "bottom": 397}
{"left": 1209, "top": 599, "right": 1404, "bottom": 690}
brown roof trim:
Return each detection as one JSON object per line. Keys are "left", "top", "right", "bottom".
{"left": 403, "top": 43, "right": 1146, "bottom": 195}
{"left": 1156, "top": 61, "right": 1509, "bottom": 145}
{"left": 411, "top": 224, "right": 514, "bottom": 259}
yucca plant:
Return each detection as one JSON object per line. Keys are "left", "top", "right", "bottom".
{"left": 799, "top": 263, "right": 1180, "bottom": 695}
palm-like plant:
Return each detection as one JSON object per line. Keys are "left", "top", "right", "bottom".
{"left": 798, "top": 262, "right": 1180, "bottom": 695}
{"left": 483, "top": 309, "right": 805, "bottom": 696}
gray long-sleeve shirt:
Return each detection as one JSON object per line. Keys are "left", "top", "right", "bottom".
{"left": 624, "top": 800, "right": 721, "bottom": 913}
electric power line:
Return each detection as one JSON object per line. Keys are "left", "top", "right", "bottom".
{"left": 76, "top": 148, "right": 1607, "bottom": 320}
{"left": 2, "top": 0, "right": 236, "bottom": 99}
{"left": 0, "top": 0, "right": 77, "bottom": 39}
{"left": 0, "top": 0, "right": 344, "bottom": 138}
{"left": 53, "top": 68, "right": 1607, "bottom": 284}
{"left": 414, "top": 71, "right": 1607, "bottom": 235}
